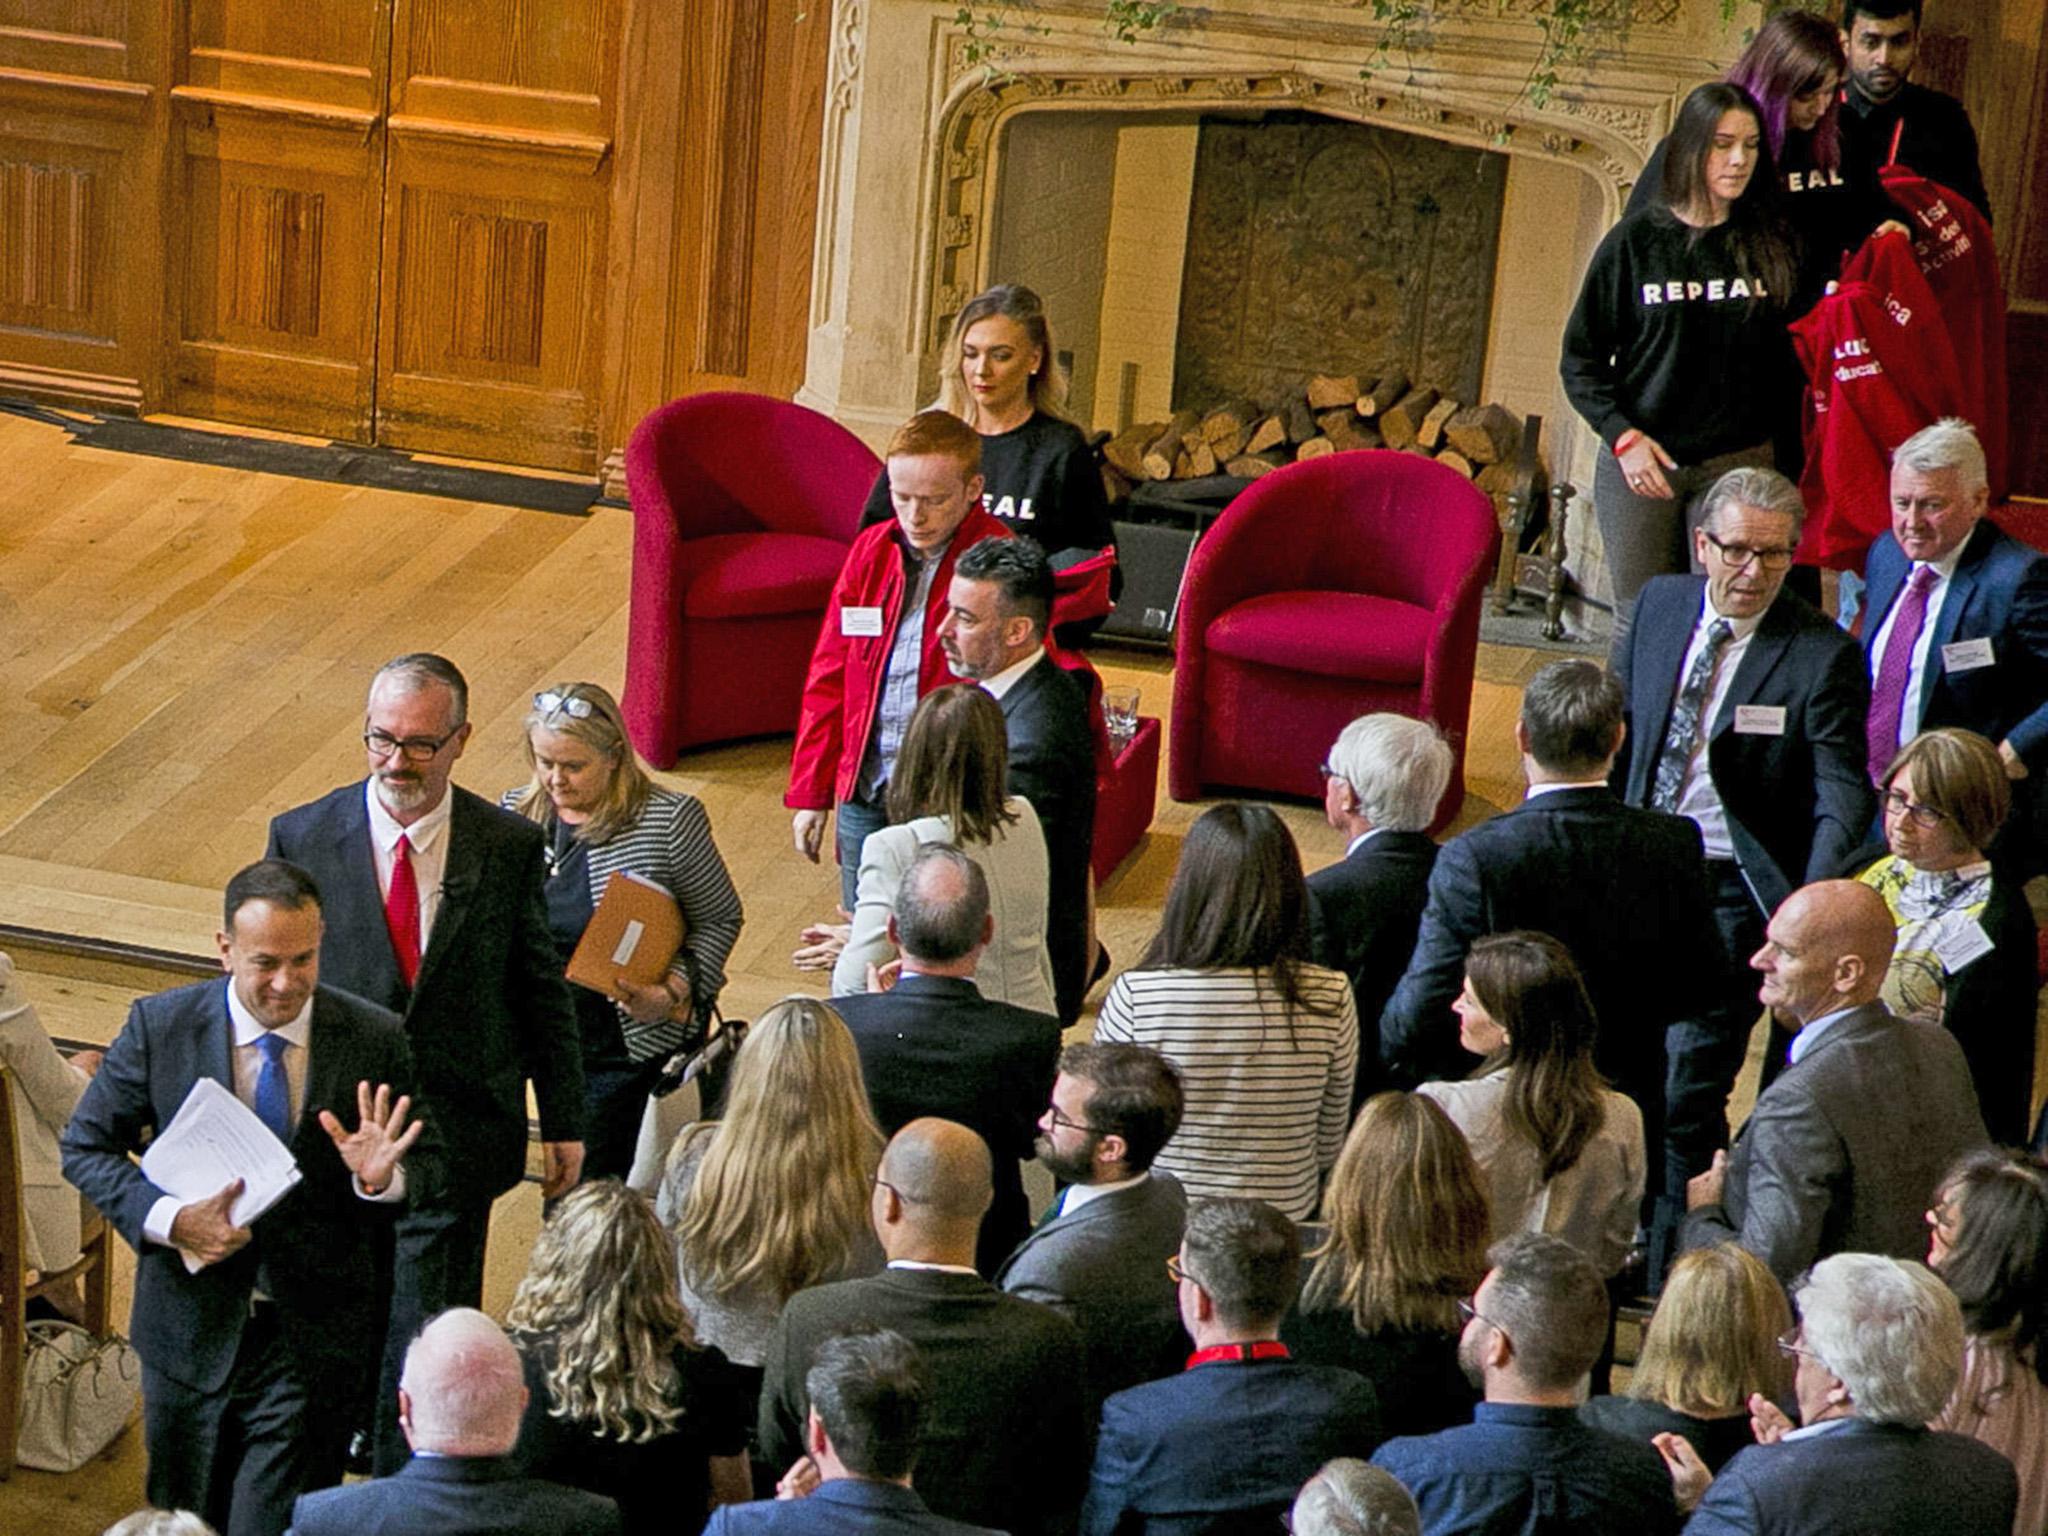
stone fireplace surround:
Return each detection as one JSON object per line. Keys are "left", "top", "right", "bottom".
{"left": 796, "top": 0, "right": 1763, "bottom": 599}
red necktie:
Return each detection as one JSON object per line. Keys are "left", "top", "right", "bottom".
{"left": 384, "top": 833, "right": 422, "bottom": 987}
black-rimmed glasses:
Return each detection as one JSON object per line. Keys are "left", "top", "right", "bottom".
{"left": 1701, "top": 531, "right": 1797, "bottom": 571}
{"left": 1045, "top": 1104, "right": 1105, "bottom": 1136}
{"left": 1881, "top": 788, "right": 1950, "bottom": 829}
{"left": 364, "top": 727, "right": 462, "bottom": 762}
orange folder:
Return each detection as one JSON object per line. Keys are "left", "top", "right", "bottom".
{"left": 565, "top": 872, "right": 685, "bottom": 995}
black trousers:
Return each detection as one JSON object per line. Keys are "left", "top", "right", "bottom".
{"left": 143, "top": 1302, "right": 347, "bottom": 1536}
{"left": 1664, "top": 859, "right": 1769, "bottom": 1201}
{"left": 371, "top": 1199, "right": 492, "bottom": 1475}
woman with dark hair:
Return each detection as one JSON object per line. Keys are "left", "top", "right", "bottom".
{"left": 1562, "top": 81, "right": 1797, "bottom": 660}
{"left": 1859, "top": 728, "right": 2039, "bottom": 1144}
{"left": 1093, "top": 802, "right": 1356, "bottom": 1218}
{"left": 502, "top": 680, "right": 743, "bottom": 1180}
{"left": 1580, "top": 1243, "right": 1793, "bottom": 1471}
{"left": 1417, "top": 931, "right": 1644, "bottom": 1277}
{"left": 1928, "top": 1149, "right": 2048, "bottom": 1536}
{"left": 1284, "top": 1092, "right": 1487, "bottom": 1436}
{"left": 1627, "top": 11, "right": 1902, "bottom": 303}
{"left": 831, "top": 684, "right": 1054, "bottom": 1012}
{"left": 507, "top": 1180, "right": 753, "bottom": 1536}
{"left": 860, "top": 283, "right": 1114, "bottom": 568}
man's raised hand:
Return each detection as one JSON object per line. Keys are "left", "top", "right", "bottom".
{"left": 318, "top": 1080, "right": 422, "bottom": 1194}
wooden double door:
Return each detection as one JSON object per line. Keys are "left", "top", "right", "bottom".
{"left": 0, "top": 1, "right": 622, "bottom": 472}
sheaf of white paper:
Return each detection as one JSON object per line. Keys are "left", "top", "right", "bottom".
{"left": 140, "top": 1075, "right": 302, "bottom": 1272}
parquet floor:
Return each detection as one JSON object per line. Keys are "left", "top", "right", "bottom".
{"left": 0, "top": 407, "right": 1545, "bottom": 1531}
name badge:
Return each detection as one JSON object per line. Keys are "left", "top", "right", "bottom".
{"left": 1942, "top": 637, "right": 1995, "bottom": 673}
{"left": 1733, "top": 705, "right": 1787, "bottom": 736}
{"left": 841, "top": 606, "right": 884, "bottom": 638}
{"left": 1933, "top": 919, "right": 1995, "bottom": 973}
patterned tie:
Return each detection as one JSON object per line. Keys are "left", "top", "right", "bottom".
{"left": 1868, "top": 565, "right": 1938, "bottom": 782}
{"left": 1651, "top": 618, "right": 1734, "bottom": 813}
{"left": 254, "top": 1032, "right": 292, "bottom": 1143}
{"left": 384, "top": 832, "right": 422, "bottom": 986}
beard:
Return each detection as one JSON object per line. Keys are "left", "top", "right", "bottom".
{"left": 1035, "top": 1132, "right": 1098, "bottom": 1186}
{"left": 1456, "top": 1326, "right": 1488, "bottom": 1390}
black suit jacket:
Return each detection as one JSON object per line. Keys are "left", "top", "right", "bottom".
{"left": 1864, "top": 520, "right": 2048, "bottom": 766}
{"left": 706, "top": 1480, "right": 1006, "bottom": 1536}
{"left": 1080, "top": 1357, "right": 1380, "bottom": 1536}
{"left": 1687, "top": 1420, "right": 2014, "bottom": 1536}
{"left": 831, "top": 973, "right": 1062, "bottom": 1275}
{"left": 1000, "top": 653, "right": 1098, "bottom": 1025}
{"left": 267, "top": 783, "right": 585, "bottom": 1206}
{"left": 760, "top": 1267, "right": 1089, "bottom": 1536}
{"left": 1615, "top": 580, "right": 1874, "bottom": 918}
{"left": 287, "top": 1453, "right": 621, "bottom": 1536}
{"left": 61, "top": 980, "right": 418, "bottom": 1396}
{"left": 1379, "top": 788, "right": 1717, "bottom": 1107}
{"left": 1306, "top": 829, "right": 1437, "bottom": 1103}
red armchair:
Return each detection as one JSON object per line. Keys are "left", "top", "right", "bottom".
{"left": 622, "top": 392, "right": 881, "bottom": 764}
{"left": 1168, "top": 450, "right": 1499, "bottom": 824}
{"left": 1050, "top": 549, "right": 1160, "bottom": 883}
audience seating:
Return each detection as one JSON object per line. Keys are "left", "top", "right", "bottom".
{"left": 622, "top": 392, "right": 880, "bottom": 765}
{"left": 1051, "top": 548, "right": 1160, "bottom": 882}
{"left": 0, "top": 1062, "right": 112, "bottom": 1480}
{"left": 1168, "top": 450, "right": 1498, "bottom": 826}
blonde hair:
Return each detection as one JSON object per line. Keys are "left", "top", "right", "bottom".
{"left": 1629, "top": 1243, "right": 1793, "bottom": 1417}
{"left": 505, "top": 1181, "right": 690, "bottom": 1442}
{"left": 935, "top": 284, "right": 1069, "bottom": 427}
{"left": 1302, "top": 1093, "right": 1490, "bottom": 1334}
{"left": 507, "top": 680, "right": 652, "bottom": 846}
{"left": 674, "top": 997, "right": 884, "bottom": 1303}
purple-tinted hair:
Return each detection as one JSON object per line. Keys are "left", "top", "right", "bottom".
{"left": 1726, "top": 9, "right": 1846, "bottom": 172}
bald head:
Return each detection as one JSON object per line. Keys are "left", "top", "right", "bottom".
{"left": 398, "top": 1308, "right": 528, "bottom": 1457}
{"left": 874, "top": 1119, "right": 993, "bottom": 1262}
{"left": 1755, "top": 880, "right": 1898, "bottom": 1027}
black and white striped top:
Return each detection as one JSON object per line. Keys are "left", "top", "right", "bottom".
{"left": 1094, "top": 964, "right": 1357, "bottom": 1220}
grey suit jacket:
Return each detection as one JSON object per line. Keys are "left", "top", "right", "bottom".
{"left": 1683, "top": 1002, "right": 1987, "bottom": 1282}
{"left": 997, "top": 1171, "right": 1189, "bottom": 1402}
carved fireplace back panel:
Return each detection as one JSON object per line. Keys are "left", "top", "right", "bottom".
{"left": 1173, "top": 113, "right": 1507, "bottom": 410}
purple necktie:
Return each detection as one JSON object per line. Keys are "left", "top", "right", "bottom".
{"left": 1868, "top": 564, "right": 1938, "bottom": 782}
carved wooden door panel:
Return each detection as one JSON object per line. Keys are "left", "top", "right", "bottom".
{"left": 164, "top": 3, "right": 391, "bottom": 439}
{"left": 373, "top": 0, "right": 619, "bottom": 472}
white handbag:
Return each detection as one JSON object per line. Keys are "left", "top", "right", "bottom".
{"left": 16, "top": 1319, "right": 140, "bottom": 1472}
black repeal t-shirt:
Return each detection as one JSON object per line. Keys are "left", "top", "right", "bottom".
{"left": 861, "top": 411, "right": 1114, "bottom": 559}
{"left": 1560, "top": 205, "right": 1791, "bottom": 463}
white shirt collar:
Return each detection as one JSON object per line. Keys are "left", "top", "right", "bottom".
{"left": 1700, "top": 591, "right": 1767, "bottom": 642}
{"left": 1345, "top": 827, "right": 1383, "bottom": 858}
{"left": 1787, "top": 1003, "right": 1864, "bottom": 1065}
{"left": 224, "top": 978, "right": 312, "bottom": 1048}
{"left": 364, "top": 776, "right": 453, "bottom": 855}
{"left": 886, "top": 1259, "right": 981, "bottom": 1276}
{"left": 1525, "top": 778, "right": 1609, "bottom": 801}
{"left": 978, "top": 645, "right": 1047, "bottom": 702}
{"left": 1782, "top": 1416, "right": 1854, "bottom": 1442}
{"left": 1912, "top": 542, "right": 1968, "bottom": 584}
{"left": 1059, "top": 1170, "right": 1150, "bottom": 1215}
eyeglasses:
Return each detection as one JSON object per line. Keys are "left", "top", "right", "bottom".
{"left": 1775, "top": 1329, "right": 1818, "bottom": 1361}
{"left": 364, "top": 727, "right": 462, "bottom": 762}
{"left": 1045, "top": 1104, "right": 1105, "bottom": 1136}
{"left": 1455, "top": 1296, "right": 1504, "bottom": 1333}
{"left": 534, "top": 690, "right": 596, "bottom": 720}
{"left": 1882, "top": 788, "right": 1950, "bottom": 829}
{"left": 1701, "top": 532, "right": 1797, "bottom": 571}
{"left": 1166, "top": 1254, "right": 1192, "bottom": 1286}
{"left": 872, "top": 1175, "right": 922, "bottom": 1205}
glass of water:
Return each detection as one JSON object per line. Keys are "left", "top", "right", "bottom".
{"left": 1102, "top": 686, "right": 1140, "bottom": 755}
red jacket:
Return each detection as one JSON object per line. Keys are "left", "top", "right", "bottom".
{"left": 1791, "top": 230, "right": 1964, "bottom": 568}
{"left": 785, "top": 507, "right": 1012, "bottom": 810}
{"left": 1877, "top": 164, "right": 2008, "bottom": 503}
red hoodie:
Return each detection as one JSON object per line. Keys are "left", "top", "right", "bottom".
{"left": 1790, "top": 230, "right": 1966, "bottom": 568}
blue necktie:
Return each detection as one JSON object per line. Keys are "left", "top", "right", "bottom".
{"left": 254, "top": 1033, "right": 292, "bottom": 1143}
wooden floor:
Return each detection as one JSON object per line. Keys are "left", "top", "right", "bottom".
{"left": 0, "top": 407, "right": 1549, "bottom": 1530}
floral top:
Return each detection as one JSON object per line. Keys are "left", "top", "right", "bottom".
{"left": 1857, "top": 854, "right": 1994, "bottom": 1028}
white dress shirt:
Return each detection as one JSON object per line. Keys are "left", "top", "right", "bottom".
{"left": 1868, "top": 544, "right": 1967, "bottom": 746}
{"left": 1670, "top": 597, "right": 1765, "bottom": 860}
{"left": 365, "top": 778, "right": 454, "bottom": 948}
{"left": 1787, "top": 1003, "right": 1863, "bottom": 1066}
{"left": 1057, "top": 1169, "right": 1150, "bottom": 1218}
{"left": 1525, "top": 778, "right": 1610, "bottom": 800}
{"left": 979, "top": 645, "right": 1048, "bottom": 702}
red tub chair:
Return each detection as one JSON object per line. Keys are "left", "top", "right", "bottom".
{"left": 622, "top": 392, "right": 880, "bottom": 765}
{"left": 1168, "top": 449, "right": 1499, "bottom": 825}
{"left": 1049, "top": 548, "right": 1160, "bottom": 883}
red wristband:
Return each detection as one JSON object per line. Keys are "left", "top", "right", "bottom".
{"left": 1613, "top": 430, "right": 1643, "bottom": 456}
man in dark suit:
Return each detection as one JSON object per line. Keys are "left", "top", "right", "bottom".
{"left": 942, "top": 535, "right": 1098, "bottom": 1024}
{"left": 1380, "top": 661, "right": 1718, "bottom": 1168}
{"left": 833, "top": 845, "right": 1062, "bottom": 1274}
{"left": 265, "top": 652, "right": 585, "bottom": 1472}
{"left": 1371, "top": 1235, "right": 1678, "bottom": 1536}
{"left": 1863, "top": 418, "right": 2048, "bottom": 871}
{"left": 1614, "top": 468, "right": 1874, "bottom": 1198}
{"left": 287, "top": 1309, "right": 619, "bottom": 1536}
{"left": 1684, "top": 880, "right": 1987, "bottom": 1283}
{"left": 710, "top": 1331, "right": 1003, "bottom": 1536}
{"left": 761, "top": 1118, "right": 1089, "bottom": 1536}
{"left": 1677, "top": 1252, "right": 2015, "bottom": 1535}
{"left": 1306, "top": 713, "right": 1452, "bottom": 1106}
{"left": 61, "top": 860, "right": 427, "bottom": 1536}
{"left": 1080, "top": 1198, "right": 1379, "bottom": 1536}
{"left": 998, "top": 1041, "right": 1189, "bottom": 1403}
